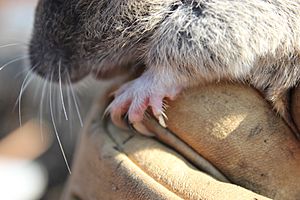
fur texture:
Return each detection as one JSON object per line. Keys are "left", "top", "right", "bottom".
{"left": 30, "top": 0, "right": 300, "bottom": 131}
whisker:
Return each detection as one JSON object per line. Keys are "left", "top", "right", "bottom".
{"left": 0, "top": 55, "right": 29, "bottom": 71}
{"left": 50, "top": 73, "right": 72, "bottom": 174}
{"left": 67, "top": 73, "right": 83, "bottom": 127}
{"left": 13, "top": 64, "right": 37, "bottom": 110}
{"left": 16, "top": 68, "right": 35, "bottom": 127}
{"left": 0, "top": 43, "right": 26, "bottom": 49}
{"left": 59, "top": 60, "right": 68, "bottom": 121}
{"left": 53, "top": 81, "right": 62, "bottom": 123}
{"left": 39, "top": 79, "right": 48, "bottom": 142}
{"left": 66, "top": 82, "right": 74, "bottom": 140}
{"left": 14, "top": 60, "right": 35, "bottom": 80}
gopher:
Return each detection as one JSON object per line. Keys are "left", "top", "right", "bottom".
{"left": 29, "top": 0, "right": 300, "bottom": 135}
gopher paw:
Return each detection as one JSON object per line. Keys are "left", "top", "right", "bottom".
{"left": 106, "top": 77, "right": 181, "bottom": 135}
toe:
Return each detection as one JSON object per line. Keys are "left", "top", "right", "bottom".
{"left": 128, "top": 97, "right": 149, "bottom": 123}
{"left": 149, "top": 96, "right": 168, "bottom": 127}
{"left": 108, "top": 100, "right": 131, "bottom": 129}
{"left": 149, "top": 95, "right": 164, "bottom": 117}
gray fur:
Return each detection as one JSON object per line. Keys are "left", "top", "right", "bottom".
{"left": 30, "top": 0, "right": 300, "bottom": 126}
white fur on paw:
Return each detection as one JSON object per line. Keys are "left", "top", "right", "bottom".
{"left": 106, "top": 75, "right": 181, "bottom": 130}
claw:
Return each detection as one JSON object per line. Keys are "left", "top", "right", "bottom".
{"left": 158, "top": 115, "right": 167, "bottom": 128}
{"left": 106, "top": 75, "right": 182, "bottom": 134}
{"left": 132, "top": 122, "right": 155, "bottom": 136}
{"left": 105, "top": 99, "right": 130, "bottom": 129}
{"left": 160, "top": 111, "right": 168, "bottom": 120}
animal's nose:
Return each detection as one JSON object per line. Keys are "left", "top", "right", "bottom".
{"left": 29, "top": 54, "right": 67, "bottom": 82}
{"left": 29, "top": 44, "right": 89, "bottom": 83}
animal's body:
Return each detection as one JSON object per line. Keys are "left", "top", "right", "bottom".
{"left": 30, "top": 0, "right": 300, "bottom": 134}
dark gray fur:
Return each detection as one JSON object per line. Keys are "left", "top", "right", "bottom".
{"left": 30, "top": 0, "right": 300, "bottom": 132}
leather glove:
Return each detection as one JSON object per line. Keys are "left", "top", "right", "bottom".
{"left": 62, "top": 84, "right": 300, "bottom": 200}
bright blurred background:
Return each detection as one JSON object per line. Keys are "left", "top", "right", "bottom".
{"left": 0, "top": 0, "right": 103, "bottom": 199}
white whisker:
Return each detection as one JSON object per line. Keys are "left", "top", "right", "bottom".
{"left": 0, "top": 55, "right": 28, "bottom": 71}
{"left": 67, "top": 73, "right": 83, "bottom": 127}
{"left": 67, "top": 84, "right": 74, "bottom": 140}
{"left": 50, "top": 73, "right": 72, "bottom": 174}
{"left": 17, "top": 69, "right": 35, "bottom": 127}
{"left": 0, "top": 43, "right": 24, "bottom": 49}
{"left": 59, "top": 60, "right": 68, "bottom": 120}
{"left": 39, "top": 79, "right": 48, "bottom": 142}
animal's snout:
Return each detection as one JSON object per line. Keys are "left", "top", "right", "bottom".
{"left": 29, "top": 40, "right": 89, "bottom": 83}
{"left": 28, "top": 0, "right": 89, "bottom": 83}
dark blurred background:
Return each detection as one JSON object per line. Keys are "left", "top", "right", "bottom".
{"left": 0, "top": 1, "right": 104, "bottom": 199}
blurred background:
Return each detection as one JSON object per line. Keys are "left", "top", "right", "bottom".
{"left": 0, "top": 0, "right": 103, "bottom": 199}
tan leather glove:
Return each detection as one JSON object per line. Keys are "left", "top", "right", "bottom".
{"left": 62, "top": 84, "right": 300, "bottom": 200}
